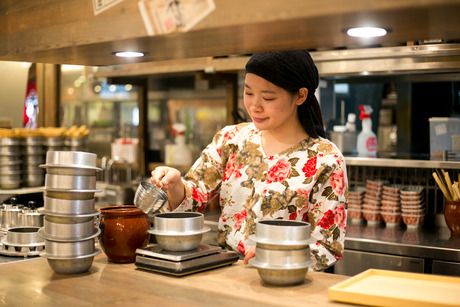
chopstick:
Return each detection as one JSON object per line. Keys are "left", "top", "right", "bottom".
{"left": 442, "top": 169, "right": 456, "bottom": 200}
{"left": 432, "top": 171, "right": 452, "bottom": 201}
{"left": 432, "top": 169, "right": 460, "bottom": 202}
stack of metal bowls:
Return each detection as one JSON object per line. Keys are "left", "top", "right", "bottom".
{"left": 249, "top": 220, "right": 313, "bottom": 286}
{"left": 148, "top": 212, "right": 210, "bottom": 251}
{"left": 39, "top": 151, "right": 101, "bottom": 274}
{"left": 0, "top": 136, "right": 22, "bottom": 189}
{"left": 22, "top": 134, "right": 45, "bottom": 187}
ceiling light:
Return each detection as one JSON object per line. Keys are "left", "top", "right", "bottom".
{"left": 114, "top": 51, "right": 145, "bottom": 58}
{"left": 346, "top": 27, "right": 387, "bottom": 38}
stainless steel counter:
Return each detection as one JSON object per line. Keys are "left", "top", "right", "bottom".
{"left": 345, "top": 223, "right": 460, "bottom": 262}
{"left": 335, "top": 221, "right": 460, "bottom": 276}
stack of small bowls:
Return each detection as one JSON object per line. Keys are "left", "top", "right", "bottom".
{"left": 148, "top": 212, "right": 210, "bottom": 252}
{"left": 347, "top": 187, "right": 365, "bottom": 224}
{"left": 22, "top": 133, "right": 45, "bottom": 187}
{"left": 0, "top": 136, "right": 22, "bottom": 189}
{"left": 249, "top": 220, "right": 313, "bottom": 286}
{"left": 401, "top": 185, "right": 426, "bottom": 229}
{"left": 381, "top": 185, "right": 402, "bottom": 227}
{"left": 39, "top": 151, "right": 101, "bottom": 274}
{"left": 362, "top": 180, "right": 385, "bottom": 225}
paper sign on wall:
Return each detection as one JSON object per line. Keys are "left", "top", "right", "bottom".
{"left": 92, "top": 0, "right": 124, "bottom": 15}
{"left": 138, "top": 0, "right": 215, "bottom": 36}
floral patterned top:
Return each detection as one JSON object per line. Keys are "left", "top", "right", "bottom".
{"left": 174, "top": 122, "right": 348, "bottom": 271}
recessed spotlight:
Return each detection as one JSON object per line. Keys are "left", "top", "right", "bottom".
{"left": 114, "top": 51, "right": 145, "bottom": 58}
{"left": 346, "top": 27, "right": 387, "bottom": 38}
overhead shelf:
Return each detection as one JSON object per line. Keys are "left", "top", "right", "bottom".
{"left": 345, "top": 157, "right": 460, "bottom": 169}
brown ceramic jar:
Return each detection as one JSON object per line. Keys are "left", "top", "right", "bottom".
{"left": 444, "top": 201, "right": 460, "bottom": 237}
{"left": 99, "top": 205, "right": 150, "bottom": 263}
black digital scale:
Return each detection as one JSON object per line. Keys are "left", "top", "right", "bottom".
{"left": 135, "top": 244, "right": 239, "bottom": 276}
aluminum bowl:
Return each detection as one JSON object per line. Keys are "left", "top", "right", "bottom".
{"left": 5, "top": 227, "right": 43, "bottom": 246}
{"left": 0, "top": 146, "right": 21, "bottom": 155}
{"left": 249, "top": 259, "right": 310, "bottom": 286}
{"left": 45, "top": 174, "right": 96, "bottom": 190}
{"left": 19, "top": 211, "right": 44, "bottom": 227}
{"left": 44, "top": 238, "right": 96, "bottom": 257}
{"left": 45, "top": 189, "right": 99, "bottom": 200}
{"left": 0, "top": 173, "right": 21, "bottom": 189}
{"left": 22, "top": 136, "right": 44, "bottom": 146}
{"left": 45, "top": 151, "right": 97, "bottom": 168}
{"left": 0, "top": 138, "right": 21, "bottom": 146}
{"left": 253, "top": 220, "right": 312, "bottom": 248}
{"left": 148, "top": 228, "right": 210, "bottom": 252}
{"left": 44, "top": 211, "right": 99, "bottom": 224}
{"left": 44, "top": 197, "right": 95, "bottom": 215}
{"left": 1, "top": 207, "right": 21, "bottom": 228}
{"left": 255, "top": 246, "right": 310, "bottom": 267}
{"left": 44, "top": 218, "right": 96, "bottom": 240}
{"left": 46, "top": 249, "right": 100, "bottom": 274}
{"left": 153, "top": 212, "right": 204, "bottom": 233}
{"left": 24, "top": 145, "right": 44, "bottom": 155}
{"left": 23, "top": 172, "right": 45, "bottom": 187}
{"left": 40, "top": 165, "right": 99, "bottom": 176}
{"left": 44, "top": 137, "right": 65, "bottom": 147}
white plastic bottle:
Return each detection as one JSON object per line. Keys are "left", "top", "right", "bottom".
{"left": 357, "top": 105, "right": 378, "bottom": 157}
{"left": 165, "top": 123, "right": 193, "bottom": 168}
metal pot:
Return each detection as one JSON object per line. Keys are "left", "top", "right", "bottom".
{"left": 251, "top": 220, "right": 312, "bottom": 248}
{"left": 44, "top": 218, "right": 96, "bottom": 240}
{"left": 44, "top": 197, "right": 95, "bottom": 215}
{"left": 44, "top": 238, "right": 96, "bottom": 257}
{"left": 5, "top": 227, "right": 43, "bottom": 246}
{"left": 1, "top": 207, "right": 21, "bottom": 229}
{"left": 19, "top": 211, "right": 44, "bottom": 227}
{"left": 45, "top": 189, "right": 98, "bottom": 200}
{"left": 0, "top": 172, "right": 22, "bottom": 189}
{"left": 45, "top": 250, "right": 100, "bottom": 274}
{"left": 45, "top": 174, "right": 96, "bottom": 190}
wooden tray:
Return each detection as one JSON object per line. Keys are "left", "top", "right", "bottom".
{"left": 328, "top": 269, "right": 460, "bottom": 307}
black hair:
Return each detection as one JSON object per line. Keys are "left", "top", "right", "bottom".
{"left": 245, "top": 50, "right": 326, "bottom": 138}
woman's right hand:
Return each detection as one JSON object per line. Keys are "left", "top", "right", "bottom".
{"left": 151, "top": 166, "right": 185, "bottom": 210}
{"left": 151, "top": 166, "right": 182, "bottom": 190}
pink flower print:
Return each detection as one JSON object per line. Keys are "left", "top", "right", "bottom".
{"left": 237, "top": 240, "right": 245, "bottom": 255}
{"left": 191, "top": 187, "right": 207, "bottom": 203}
{"left": 317, "top": 209, "right": 335, "bottom": 229}
{"left": 223, "top": 153, "right": 242, "bottom": 181}
{"left": 233, "top": 209, "right": 247, "bottom": 230}
{"left": 330, "top": 169, "right": 345, "bottom": 195}
{"left": 223, "top": 130, "right": 237, "bottom": 142}
{"left": 266, "top": 159, "right": 291, "bottom": 183}
{"left": 334, "top": 203, "right": 347, "bottom": 229}
{"left": 289, "top": 212, "right": 298, "bottom": 220}
{"left": 302, "top": 156, "right": 317, "bottom": 177}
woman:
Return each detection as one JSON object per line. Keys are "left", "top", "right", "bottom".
{"left": 151, "top": 50, "right": 348, "bottom": 271}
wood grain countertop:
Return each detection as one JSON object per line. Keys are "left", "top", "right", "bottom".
{"left": 0, "top": 254, "right": 350, "bottom": 307}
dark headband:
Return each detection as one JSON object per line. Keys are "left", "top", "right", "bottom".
{"left": 245, "top": 50, "right": 319, "bottom": 94}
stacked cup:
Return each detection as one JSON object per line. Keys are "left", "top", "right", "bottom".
{"left": 0, "top": 135, "right": 22, "bottom": 189}
{"left": 21, "top": 131, "right": 45, "bottom": 187}
{"left": 249, "top": 220, "right": 313, "bottom": 286}
{"left": 39, "top": 151, "right": 101, "bottom": 274}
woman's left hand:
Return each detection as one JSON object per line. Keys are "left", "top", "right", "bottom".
{"left": 243, "top": 246, "right": 256, "bottom": 264}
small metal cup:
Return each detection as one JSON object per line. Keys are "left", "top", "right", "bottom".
{"left": 134, "top": 180, "right": 168, "bottom": 215}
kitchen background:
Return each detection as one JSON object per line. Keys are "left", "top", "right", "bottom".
{"left": 0, "top": 44, "right": 460, "bottom": 275}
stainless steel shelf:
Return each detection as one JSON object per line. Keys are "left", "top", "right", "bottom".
{"left": 345, "top": 157, "right": 460, "bottom": 169}
{"left": 0, "top": 187, "right": 44, "bottom": 196}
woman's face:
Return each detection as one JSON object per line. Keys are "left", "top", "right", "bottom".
{"left": 243, "top": 73, "right": 304, "bottom": 132}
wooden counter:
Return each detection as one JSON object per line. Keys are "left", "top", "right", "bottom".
{"left": 0, "top": 254, "right": 349, "bottom": 307}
